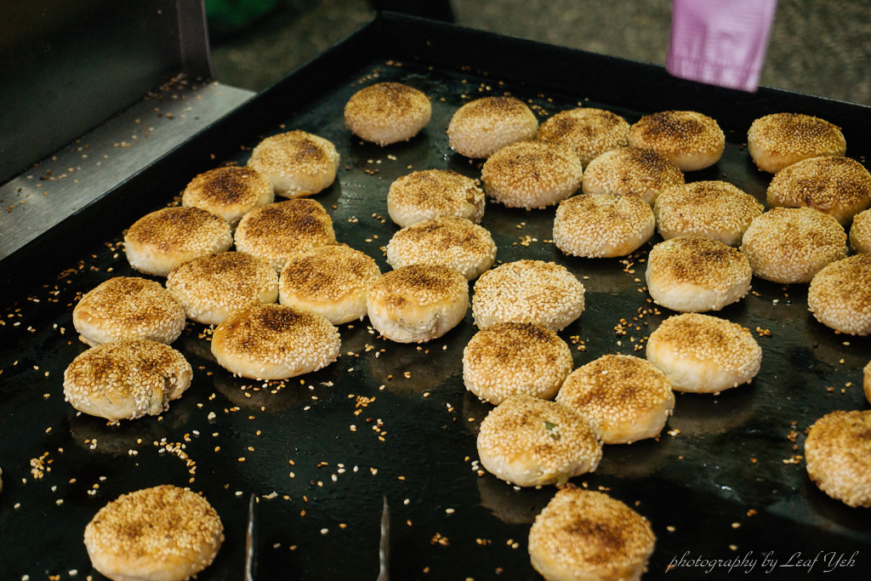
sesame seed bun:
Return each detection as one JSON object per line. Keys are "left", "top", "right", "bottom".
{"left": 278, "top": 244, "right": 381, "bottom": 325}
{"left": 851, "top": 208, "right": 871, "bottom": 254}
{"left": 472, "top": 260, "right": 585, "bottom": 332}
{"left": 740, "top": 207, "right": 847, "bottom": 284}
{"left": 865, "top": 361, "right": 871, "bottom": 405}
{"left": 64, "top": 339, "right": 192, "bottom": 421}
{"left": 482, "top": 141, "right": 583, "bottom": 209}
{"left": 165, "top": 251, "right": 278, "bottom": 326}
{"left": 463, "top": 322, "right": 573, "bottom": 404}
{"left": 181, "top": 166, "right": 274, "bottom": 228}
{"left": 528, "top": 487, "right": 656, "bottom": 581}
{"left": 386, "top": 216, "right": 497, "bottom": 280}
{"left": 477, "top": 395, "right": 602, "bottom": 487}
{"left": 646, "top": 313, "right": 762, "bottom": 394}
{"left": 536, "top": 108, "right": 630, "bottom": 167}
{"left": 366, "top": 264, "right": 469, "bottom": 343}
{"left": 582, "top": 147, "right": 685, "bottom": 206}
{"left": 234, "top": 199, "right": 336, "bottom": 272}
{"left": 211, "top": 303, "right": 341, "bottom": 380}
{"left": 344, "top": 82, "right": 431, "bottom": 146}
{"left": 628, "top": 110, "right": 725, "bottom": 171}
{"left": 807, "top": 254, "right": 871, "bottom": 335}
{"left": 654, "top": 181, "right": 764, "bottom": 246}
{"left": 124, "top": 207, "right": 233, "bottom": 277}
{"left": 73, "top": 277, "right": 186, "bottom": 347}
{"left": 84, "top": 485, "right": 224, "bottom": 581}
{"left": 247, "top": 130, "right": 340, "bottom": 198}
{"left": 766, "top": 156, "right": 871, "bottom": 226}
{"left": 747, "top": 113, "right": 846, "bottom": 173}
{"left": 556, "top": 354, "right": 675, "bottom": 444}
{"left": 553, "top": 193, "right": 655, "bottom": 258}
{"left": 805, "top": 410, "right": 871, "bottom": 507}
{"left": 447, "top": 96, "right": 539, "bottom": 159}
{"left": 386, "top": 170, "right": 485, "bottom": 228}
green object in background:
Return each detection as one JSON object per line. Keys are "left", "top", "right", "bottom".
{"left": 206, "top": 0, "right": 279, "bottom": 39}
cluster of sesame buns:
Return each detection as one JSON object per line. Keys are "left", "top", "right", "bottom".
{"left": 247, "top": 130, "right": 340, "bottom": 198}
{"left": 628, "top": 110, "right": 725, "bottom": 171}
{"left": 851, "top": 209, "right": 871, "bottom": 253}
{"left": 582, "top": 147, "right": 685, "bottom": 206}
{"left": 553, "top": 193, "right": 655, "bottom": 258}
{"left": 536, "top": 108, "right": 630, "bottom": 167}
{"left": 387, "top": 169, "right": 486, "bottom": 227}
{"left": 448, "top": 96, "right": 539, "bottom": 159}
{"left": 747, "top": 113, "right": 846, "bottom": 173}
{"left": 808, "top": 254, "right": 871, "bottom": 335}
{"left": 482, "top": 141, "right": 583, "bottom": 209}
{"left": 85, "top": 485, "right": 223, "bottom": 581}
{"left": 804, "top": 410, "right": 871, "bottom": 507}
{"left": 181, "top": 166, "right": 274, "bottom": 228}
{"left": 344, "top": 82, "right": 432, "bottom": 145}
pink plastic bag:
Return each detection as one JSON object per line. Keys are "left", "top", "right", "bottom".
{"left": 667, "top": 0, "right": 778, "bottom": 92}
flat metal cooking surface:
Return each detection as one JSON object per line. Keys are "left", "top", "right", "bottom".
{"left": 2, "top": 15, "right": 871, "bottom": 581}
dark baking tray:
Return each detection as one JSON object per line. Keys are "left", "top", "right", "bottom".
{"left": 2, "top": 12, "right": 871, "bottom": 581}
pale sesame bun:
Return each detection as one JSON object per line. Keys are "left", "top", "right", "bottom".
{"left": 64, "top": 339, "right": 192, "bottom": 421}
{"left": 740, "top": 207, "right": 847, "bottom": 284}
{"left": 181, "top": 166, "right": 274, "bottom": 228}
{"left": 234, "top": 199, "right": 336, "bottom": 272}
{"left": 247, "top": 130, "right": 340, "bottom": 198}
{"left": 278, "top": 244, "right": 381, "bottom": 325}
{"left": 447, "top": 96, "right": 539, "bottom": 159}
{"left": 805, "top": 410, "right": 871, "bottom": 507}
{"left": 211, "top": 303, "right": 341, "bottom": 380}
{"left": 766, "top": 156, "right": 871, "bottom": 226}
{"left": 864, "top": 361, "right": 871, "bottom": 405}
{"left": 73, "top": 277, "right": 186, "bottom": 347}
{"left": 536, "top": 108, "right": 630, "bottom": 167}
{"left": 386, "top": 169, "right": 485, "bottom": 228}
{"left": 165, "top": 251, "right": 278, "bottom": 326}
{"left": 528, "top": 487, "right": 656, "bottom": 581}
{"left": 553, "top": 193, "right": 655, "bottom": 258}
{"left": 851, "top": 209, "right": 871, "bottom": 254}
{"left": 482, "top": 141, "right": 583, "bottom": 209}
{"left": 646, "top": 313, "right": 762, "bottom": 394}
{"left": 556, "top": 354, "right": 675, "bottom": 445}
{"left": 366, "top": 264, "right": 469, "bottom": 343}
{"left": 628, "top": 110, "right": 725, "bottom": 171}
{"left": 344, "top": 82, "right": 431, "bottom": 145}
{"left": 582, "top": 147, "right": 685, "bottom": 206}
{"left": 473, "top": 260, "right": 585, "bottom": 332}
{"left": 85, "top": 485, "right": 224, "bottom": 581}
{"left": 477, "top": 395, "right": 602, "bottom": 487}
{"left": 808, "top": 254, "right": 871, "bottom": 335}
{"left": 386, "top": 216, "right": 497, "bottom": 280}
{"left": 654, "top": 181, "right": 764, "bottom": 246}
{"left": 124, "top": 206, "right": 233, "bottom": 277}
{"left": 747, "top": 113, "right": 846, "bottom": 173}
{"left": 463, "top": 322, "right": 573, "bottom": 404}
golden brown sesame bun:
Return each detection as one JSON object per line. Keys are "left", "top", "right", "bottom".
{"left": 386, "top": 169, "right": 485, "bottom": 228}
{"left": 536, "top": 108, "right": 630, "bottom": 167}
{"left": 463, "top": 322, "right": 573, "bottom": 405}
{"left": 447, "top": 96, "right": 539, "bottom": 159}
{"left": 553, "top": 193, "right": 655, "bottom": 258}
{"left": 805, "top": 410, "right": 871, "bottom": 507}
{"left": 582, "top": 147, "right": 685, "bottom": 206}
{"left": 366, "top": 264, "right": 469, "bottom": 343}
{"left": 278, "top": 244, "right": 381, "bottom": 325}
{"left": 166, "top": 251, "right": 278, "bottom": 326}
{"left": 63, "top": 339, "right": 192, "bottom": 421}
{"left": 654, "top": 181, "right": 764, "bottom": 246}
{"left": 477, "top": 395, "right": 602, "bottom": 487}
{"left": 628, "top": 110, "right": 725, "bottom": 171}
{"left": 482, "top": 141, "right": 583, "bottom": 209}
{"left": 124, "top": 206, "right": 233, "bottom": 277}
{"left": 247, "top": 130, "right": 340, "bottom": 198}
{"left": 808, "top": 254, "right": 871, "bottom": 335}
{"left": 646, "top": 313, "right": 762, "bottom": 394}
{"left": 84, "top": 485, "right": 224, "bottom": 581}
{"left": 851, "top": 208, "right": 871, "bottom": 254}
{"left": 528, "top": 487, "right": 656, "bottom": 581}
{"left": 234, "top": 199, "right": 337, "bottom": 272}
{"left": 73, "top": 277, "right": 186, "bottom": 347}
{"left": 865, "top": 361, "right": 871, "bottom": 405}
{"left": 766, "top": 156, "right": 871, "bottom": 226}
{"left": 747, "top": 113, "right": 846, "bottom": 173}
{"left": 211, "top": 303, "right": 341, "bottom": 380}
{"left": 556, "top": 354, "right": 675, "bottom": 445}
{"left": 181, "top": 166, "right": 274, "bottom": 228}
{"left": 386, "top": 216, "right": 497, "bottom": 280}
{"left": 473, "top": 260, "right": 585, "bottom": 332}
{"left": 344, "top": 82, "right": 432, "bottom": 145}
{"left": 740, "top": 207, "right": 847, "bottom": 284}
